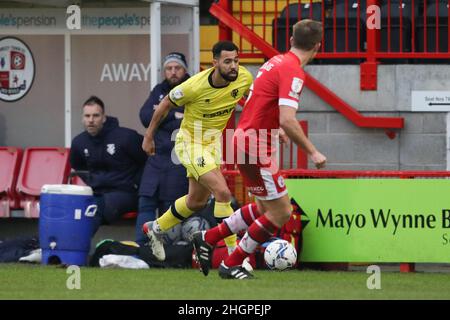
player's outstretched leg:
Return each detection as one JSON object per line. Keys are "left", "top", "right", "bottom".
{"left": 192, "top": 230, "right": 213, "bottom": 276}
{"left": 142, "top": 221, "right": 166, "bottom": 261}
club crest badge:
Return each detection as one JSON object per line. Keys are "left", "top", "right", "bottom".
{"left": 0, "top": 37, "right": 35, "bottom": 102}
{"left": 291, "top": 77, "right": 303, "bottom": 94}
{"left": 278, "top": 175, "right": 285, "bottom": 188}
{"left": 106, "top": 144, "right": 116, "bottom": 155}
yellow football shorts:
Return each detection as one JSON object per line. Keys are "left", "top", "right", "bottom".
{"left": 174, "top": 136, "right": 222, "bottom": 180}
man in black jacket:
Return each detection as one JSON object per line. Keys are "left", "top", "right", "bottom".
{"left": 70, "top": 96, "right": 147, "bottom": 234}
{"left": 136, "top": 52, "right": 190, "bottom": 245}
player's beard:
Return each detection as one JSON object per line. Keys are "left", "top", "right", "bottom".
{"left": 219, "top": 68, "right": 238, "bottom": 82}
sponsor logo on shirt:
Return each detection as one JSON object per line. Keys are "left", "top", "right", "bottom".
{"left": 202, "top": 106, "right": 235, "bottom": 118}
{"left": 249, "top": 186, "right": 265, "bottom": 193}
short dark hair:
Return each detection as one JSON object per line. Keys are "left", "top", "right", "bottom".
{"left": 83, "top": 95, "right": 105, "bottom": 112}
{"left": 292, "top": 19, "right": 323, "bottom": 51}
{"left": 212, "top": 41, "right": 239, "bottom": 59}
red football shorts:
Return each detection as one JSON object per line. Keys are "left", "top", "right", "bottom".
{"left": 237, "top": 161, "right": 287, "bottom": 200}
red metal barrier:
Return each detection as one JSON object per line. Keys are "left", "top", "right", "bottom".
{"left": 228, "top": 0, "right": 450, "bottom": 60}
{"left": 210, "top": 2, "right": 404, "bottom": 134}
{"left": 221, "top": 0, "right": 450, "bottom": 90}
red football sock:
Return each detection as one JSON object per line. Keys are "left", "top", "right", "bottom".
{"left": 223, "top": 246, "right": 248, "bottom": 267}
{"left": 204, "top": 222, "right": 232, "bottom": 246}
{"left": 204, "top": 203, "right": 261, "bottom": 246}
{"left": 225, "top": 215, "right": 278, "bottom": 267}
{"left": 239, "top": 203, "right": 261, "bottom": 227}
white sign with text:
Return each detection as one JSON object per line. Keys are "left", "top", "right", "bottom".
{"left": 412, "top": 91, "right": 450, "bottom": 112}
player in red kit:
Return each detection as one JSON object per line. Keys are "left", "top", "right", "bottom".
{"left": 192, "top": 19, "right": 327, "bottom": 279}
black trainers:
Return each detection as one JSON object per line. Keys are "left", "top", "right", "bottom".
{"left": 192, "top": 231, "right": 213, "bottom": 276}
{"left": 218, "top": 261, "right": 254, "bottom": 280}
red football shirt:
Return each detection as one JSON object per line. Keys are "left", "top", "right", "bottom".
{"left": 234, "top": 51, "right": 305, "bottom": 161}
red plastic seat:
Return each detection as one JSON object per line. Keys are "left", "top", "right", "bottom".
{"left": 16, "top": 147, "right": 71, "bottom": 218}
{"left": 0, "top": 147, "right": 23, "bottom": 218}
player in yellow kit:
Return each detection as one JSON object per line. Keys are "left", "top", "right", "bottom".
{"left": 142, "top": 41, "right": 253, "bottom": 273}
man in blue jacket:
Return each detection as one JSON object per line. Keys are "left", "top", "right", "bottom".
{"left": 70, "top": 96, "right": 147, "bottom": 234}
{"left": 136, "top": 52, "right": 190, "bottom": 245}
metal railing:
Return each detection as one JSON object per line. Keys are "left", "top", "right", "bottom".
{"left": 226, "top": 0, "right": 450, "bottom": 62}
{"left": 211, "top": 1, "right": 405, "bottom": 130}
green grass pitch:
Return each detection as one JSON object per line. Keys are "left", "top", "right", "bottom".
{"left": 1, "top": 264, "right": 450, "bottom": 300}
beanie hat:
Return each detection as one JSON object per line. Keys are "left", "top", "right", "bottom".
{"left": 163, "top": 52, "right": 188, "bottom": 70}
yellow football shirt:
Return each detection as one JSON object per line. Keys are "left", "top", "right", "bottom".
{"left": 168, "top": 65, "right": 253, "bottom": 145}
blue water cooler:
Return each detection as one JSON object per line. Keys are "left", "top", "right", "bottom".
{"left": 39, "top": 184, "right": 97, "bottom": 266}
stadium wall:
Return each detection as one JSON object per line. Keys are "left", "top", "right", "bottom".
{"left": 242, "top": 64, "right": 449, "bottom": 171}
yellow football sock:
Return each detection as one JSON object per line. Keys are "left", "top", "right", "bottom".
{"left": 157, "top": 195, "right": 194, "bottom": 231}
{"left": 214, "top": 201, "right": 234, "bottom": 218}
{"left": 224, "top": 234, "right": 237, "bottom": 253}
{"left": 214, "top": 201, "right": 237, "bottom": 251}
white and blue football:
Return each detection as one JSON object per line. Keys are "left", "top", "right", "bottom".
{"left": 264, "top": 239, "right": 297, "bottom": 271}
